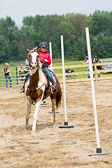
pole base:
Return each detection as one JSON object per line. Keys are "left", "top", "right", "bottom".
{"left": 89, "top": 148, "right": 110, "bottom": 156}
{"left": 48, "top": 111, "right": 59, "bottom": 114}
{"left": 59, "top": 122, "right": 74, "bottom": 128}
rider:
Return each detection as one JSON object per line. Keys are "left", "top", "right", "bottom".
{"left": 38, "top": 42, "right": 57, "bottom": 93}
{"left": 22, "top": 42, "right": 57, "bottom": 93}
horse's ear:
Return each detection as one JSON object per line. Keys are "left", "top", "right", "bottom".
{"left": 27, "top": 49, "right": 31, "bottom": 52}
{"left": 37, "top": 48, "right": 41, "bottom": 53}
{"left": 33, "top": 47, "right": 38, "bottom": 51}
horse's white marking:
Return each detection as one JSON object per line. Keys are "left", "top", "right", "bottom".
{"left": 25, "top": 95, "right": 31, "bottom": 127}
{"left": 32, "top": 52, "right": 38, "bottom": 63}
{"left": 32, "top": 96, "right": 43, "bottom": 131}
{"left": 30, "top": 52, "right": 39, "bottom": 76}
{"left": 25, "top": 79, "right": 29, "bottom": 93}
{"left": 38, "top": 67, "right": 47, "bottom": 92}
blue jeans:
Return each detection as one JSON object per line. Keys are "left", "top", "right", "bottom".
{"left": 42, "top": 64, "right": 55, "bottom": 85}
{"left": 25, "top": 64, "right": 55, "bottom": 85}
{"left": 86, "top": 66, "right": 90, "bottom": 78}
{"left": 25, "top": 71, "right": 30, "bottom": 83}
{"left": 5, "top": 75, "right": 12, "bottom": 88}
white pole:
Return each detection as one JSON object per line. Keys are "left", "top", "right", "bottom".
{"left": 85, "top": 27, "right": 101, "bottom": 150}
{"left": 61, "top": 35, "right": 67, "bottom": 123}
{"left": 59, "top": 35, "right": 73, "bottom": 128}
{"left": 49, "top": 42, "right": 52, "bottom": 70}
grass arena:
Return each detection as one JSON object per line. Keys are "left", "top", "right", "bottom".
{"left": 0, "top": 80, "right": 112, "bottom": 168}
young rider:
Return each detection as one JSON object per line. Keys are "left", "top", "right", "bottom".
{"left": 38, "top": 42, "right": 57, "bottom": 93}
{"left": 23, "top": 42, "right": 57, "bottom": 93}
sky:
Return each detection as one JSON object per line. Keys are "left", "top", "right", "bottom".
{"left": 1, "top": 0, "right": 112, "bottom": 27}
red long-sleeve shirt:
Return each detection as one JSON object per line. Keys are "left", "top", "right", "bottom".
{"left": 4, "top": 67, "right": 9, "bottom": 76}
{"left": 39, "top": 51, "right": 51, "bottom": 67}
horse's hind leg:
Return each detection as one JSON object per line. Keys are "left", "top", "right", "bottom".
{"left": 51, "top": 99, "right": 55, "bottom": 123}
{"left": 25, "top": 96, "right": 31, "bottom": 129}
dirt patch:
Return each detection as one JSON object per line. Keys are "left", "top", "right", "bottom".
{"left": 0, "top": 81, "right": 112, "bottom": 168}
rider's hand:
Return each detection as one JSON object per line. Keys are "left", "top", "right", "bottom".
{"left": 44, "top": 59, "right": 48, "bottom": 62}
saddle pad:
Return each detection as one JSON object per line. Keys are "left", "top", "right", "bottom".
{"left": 49, "top": 69, "right": 57, "bottom": 85}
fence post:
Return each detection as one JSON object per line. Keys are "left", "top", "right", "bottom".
{"left": 49, "top": 42, "right": 52, "bottom": 70}
{"left": 16, "top": 67, "right": 18, "bottom": 85}
{"left": 94, "top": 63, "right": 97, "bottom": 81}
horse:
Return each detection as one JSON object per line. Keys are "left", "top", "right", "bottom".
{"left": 92, "top": 56, "right": 102, "bottom": 70}
{"left": 92, "top": 56, "right": 102, "bottom": 77}
{"left": 25, "top": 47, "right": 62, "bottom": 131}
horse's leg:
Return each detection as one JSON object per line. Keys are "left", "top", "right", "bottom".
{"left": 51, "top": 99, "right": 56, "bottom": 123}
{"left": 32, "top": 99, "right": 42, "bottom": 131}
{"left": 25, "top": 96, "right": 31, "bottom": 129}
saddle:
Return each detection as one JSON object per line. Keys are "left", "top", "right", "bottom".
{"left": 22, "top": 69, "right": 57, "bottom": 95}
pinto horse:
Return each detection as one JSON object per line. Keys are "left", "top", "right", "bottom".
{"left": 25, "top": 47, "right": 62, "bottom": 131}
{"left": 92, "top": 56, "right": 102, "bottom": 77}
{"left": 92, "top": 56, "right": 102, "bottom": 70}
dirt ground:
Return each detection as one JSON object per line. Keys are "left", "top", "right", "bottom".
{"left": 0, "top": 80, "right": 112, "bottom": 168}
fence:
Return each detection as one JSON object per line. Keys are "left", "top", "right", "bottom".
{"left": 54, "top": 62, "right": 112, "bottom": 83}
{"left": 0, "top": 66, "right": 28, "bottom": 87}
{"left": 1, "top": 62, "right": 112, "bottom": 87}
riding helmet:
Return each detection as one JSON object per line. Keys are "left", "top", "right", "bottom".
{"left": 39, "top": 42, "right": 48, "bottom": 48}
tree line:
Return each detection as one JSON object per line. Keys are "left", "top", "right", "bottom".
{"left": 0, "top": 10, "right": 112, "bottom": 64}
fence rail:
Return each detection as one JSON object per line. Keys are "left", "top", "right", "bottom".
{"left": 0, "top": 62, "right": 112, "bottom": 87}
{"left": 0, "top": 66, "right": 27, "bottom": 87}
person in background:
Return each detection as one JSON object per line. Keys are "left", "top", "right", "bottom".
{"left": 18, "top": 64, "right": 26, "bottom": 86}
{"left": 85, "top": 56, "right": 90, "bottom": 78}
{"left": 25, "top": 57, "right": 29, "bottom": 74}
{"left": 4, "top": 63, "right": 12, "bottom": 88}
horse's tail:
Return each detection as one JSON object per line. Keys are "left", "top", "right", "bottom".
{"left": 56, "top": 79, "right": 62, "bottom": 108}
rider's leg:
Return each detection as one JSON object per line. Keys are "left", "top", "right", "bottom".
{"left": 25, "top": 71, "right": 30, "bottom": 83}
{"left": 42, "top": 64, "right": 57, "bottom": 92}
{"left": 42, "top": 64, "right": 55, "bottom": 85}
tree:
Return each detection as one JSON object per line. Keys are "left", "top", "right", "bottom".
{"left": 0, "top": 35, "right": 10, "bottom": 63}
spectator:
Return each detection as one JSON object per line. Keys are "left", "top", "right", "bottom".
{"left": 25, "top": 57, "right": 29, "bottom": 73}
{"left": 4, "top": 63, "right": 12, "bottom": 88}
{"left": 18, "top": 64, "right": 26, "bottom": 85}
{"left": 84, "top": 56, "right": 90, "bottom": 78}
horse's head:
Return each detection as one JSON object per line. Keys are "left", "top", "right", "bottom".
{"left": 92, "top": 56, "right": 102, "bottom": 64}
{"left": 27, "top": 47, "right": 40, "bottom": 69}
{"left": 92, "top": 56, "right": 102, "bottom": 70}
